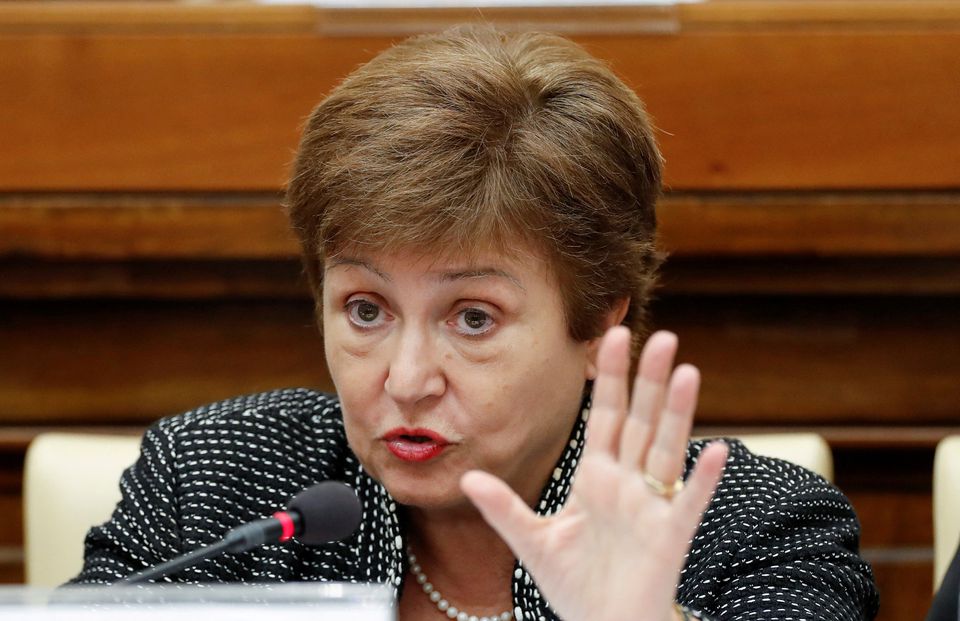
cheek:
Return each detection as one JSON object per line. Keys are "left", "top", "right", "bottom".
{"left": 505, "top": 334, "right": 589, "bottom": 391}
{"left": 323, "top": 306, "right": 382, "bottom": 373}
{"left": 323, "top": 331, "right": 384, "bottom": 426}
{"left": 340, "top": 407, "right": 372, "bottom": 460}
{"left": 336, "top": 373, "right": 384, "bottom": 460}
{"left": 458, "top": 346, "right": 585, "bottom": 437}
{"left": 507, "top": 345, "right": 587, "bottom": 423}
{"left": 324, "top": 310, "right": 379, "bottom": 361}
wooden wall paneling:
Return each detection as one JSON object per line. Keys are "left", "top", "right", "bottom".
{"left": 0, "top": 452, "right": 23, "bottom": 549}
{"left": 663, "top": 257, "right": 960, "bottom": 297}
{"left": 838, "top": 447, "right": 935, "bottom": 548}
{"left": 0, "top": 194, "right": 297, "bottom": 260}
{"left": 658, "top": 193, "right": 960, "bottom": 257}
{"left": 0, "top": 447, "right": 24, "bottom": 584}
{"left": 1, "top": 4, "right": 959, "bottom": 190}
{"left": 0, "top": 33, "right": 388, "bottom": 191}
{"left": 837, "top": 446, "right": 936, "bottom": 621}
{"left": 594, "top": 31, "right": 960, "bottom": 191}
{"left": 4, "top": 192, "right": 960, "bottom": 262}
{"left": 677, "top": 1, "right": 960, "bottom": 28}
{"left": 2, "top": 294, "right": 958, "bottom": 426}
{"left": 0, "top": 259, "right": 306, "bottom": 300}
{"left": 0, "top": 3, "right": 321, "bottom": 34}
{"left": 6, "top": 257, "right": 960, "bottom": 300}
{"left": 695, "top": 425, "right": 960, "bottom": 451}
{"left": 654, "top": 296, "right": 960, "bottom": 425}
{"left": 0, "top": 300, "right": 333, "bottom": 424}
{"left": 871, "top": 559, "right": 933, "bottom": 621}
{"left": 3, "top": 2, "right": 960, "bottom": 35}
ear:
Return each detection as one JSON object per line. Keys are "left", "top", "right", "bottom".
{"left": 585, "top": 297, "right": 630, "bottom": 380}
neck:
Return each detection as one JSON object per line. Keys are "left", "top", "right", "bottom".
{"left": 405, "top": 503, "right": 516, "bottom": 612}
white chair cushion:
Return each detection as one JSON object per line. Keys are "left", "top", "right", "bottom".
{"left": 23, "top": 432, "right": 141, "bottom": 587}
{"left": 734, "top": 433, "right": 834, "bottom": 483}
{"left": 934, "top": 435, "right": 960, "bottom": 590}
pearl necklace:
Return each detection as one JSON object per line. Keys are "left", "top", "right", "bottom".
{"left": 406, "top": 547, "right": 515, "bottom": 621}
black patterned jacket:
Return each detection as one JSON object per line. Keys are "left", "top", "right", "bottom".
{"left": 72, "top": 389, "right": 880, "bottom": 620}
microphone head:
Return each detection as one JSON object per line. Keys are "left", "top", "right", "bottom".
{"left": 287, "top": 481, "right": 362, "bottom": 545}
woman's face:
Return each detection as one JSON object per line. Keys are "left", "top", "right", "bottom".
{"left": 322, "top": 248, "right": 600, "bottom": 511}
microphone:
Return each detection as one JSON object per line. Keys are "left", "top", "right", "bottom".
{"left": 120, "top": 481, "right": 362, "bottom": 584}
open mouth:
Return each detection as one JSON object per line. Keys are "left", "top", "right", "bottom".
{"left": 383, "top": 428, "right": 450, "bottom": 462}
{"left": 401, "top": 435, "right": 433, "bottom": 444}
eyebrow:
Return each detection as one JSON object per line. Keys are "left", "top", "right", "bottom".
{"left": 325, "top": 257, "right": 525, "bottom": 291}
{"left": 326, "top": 258, "right": 391, "bottom": 281}
{"left": 440, "top": 268, "right": 525, "bottom": 291}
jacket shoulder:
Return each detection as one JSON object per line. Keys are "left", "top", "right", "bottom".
{"left": 149, "top": 389, "right": 353, "bottom": 523}
{"left": 157, "top": 388, "right": 342, "bottom": 436}
{"left": 681, "top": 439, "right": 878, "bottom": 619}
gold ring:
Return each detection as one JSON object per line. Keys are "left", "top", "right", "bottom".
{"left": 642, "top": 471, "right": 684, "bottom": 499}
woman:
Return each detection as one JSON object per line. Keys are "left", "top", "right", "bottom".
{"left": 72, "top": 27, "right": 879, "bottom": 620}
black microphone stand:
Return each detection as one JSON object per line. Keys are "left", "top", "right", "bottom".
{"left": 120, "top": 514, "right": 299, "bottom": 584}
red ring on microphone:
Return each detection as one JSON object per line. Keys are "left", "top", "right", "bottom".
{"left": 273, "top": 511, "right": 295, "bottom": 542}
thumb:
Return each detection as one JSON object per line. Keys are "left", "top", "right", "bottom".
{"left": 461, "top": 470, "right": 543, "bottom": 563}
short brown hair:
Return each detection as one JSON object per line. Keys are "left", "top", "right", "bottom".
{"left": 285, "top": 25, "right": 662, "bottom": 355}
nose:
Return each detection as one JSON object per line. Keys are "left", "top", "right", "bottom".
{"left": 383, "top": 325, "right": 446, "bottom": 406}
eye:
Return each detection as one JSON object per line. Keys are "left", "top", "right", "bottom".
{"left": 454, "top": 307, "right": 495, "bottom": 337}
{"left": 346, "top": 298, "right": 387, "bottom": 329}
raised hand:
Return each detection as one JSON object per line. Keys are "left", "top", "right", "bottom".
{"left": 461, "top": 327, "right": 728, "bottom": 621}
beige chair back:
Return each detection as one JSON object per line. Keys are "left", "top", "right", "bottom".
{"left": 934, "top": 435, "right": 960, "bottom": 590}
{"left": 714, "top": 433, "right": 834, "bottom": 482}
{"left": 23, "top": 432, "right": 141, "bottom": 586}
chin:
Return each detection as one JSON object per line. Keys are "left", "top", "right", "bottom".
{"left": 380, "top": 472, "right": 471, "bottom": 511}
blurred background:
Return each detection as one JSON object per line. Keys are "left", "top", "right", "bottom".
{"left": 1, "top": 1, "right": 959, "bottom": 618}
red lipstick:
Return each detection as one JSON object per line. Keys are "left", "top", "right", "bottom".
{"left": 383, "top": 428, "right": 450, "bottom": 462}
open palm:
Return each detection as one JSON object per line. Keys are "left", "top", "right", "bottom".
{"left": 462, "top": 327, "right": 728, "bottom": 621}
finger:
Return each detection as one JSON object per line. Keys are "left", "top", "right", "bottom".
{"left": 461, "top": 470, "right": 544, "bottom": 565}
{"left": 643, "top": 364, "right": 700, "bottom": 487}
{"left": 619, "top": 331, "right": 678, "bottom": 469}
{"left": 582, "top": 326, "right": 632, "bottom": 459}
{"left": 675, "top": 441, "right": 728, "bottom": 533}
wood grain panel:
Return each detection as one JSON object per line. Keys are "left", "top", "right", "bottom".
{"left": 610, "top": 31, "right": 960, "bottom": 191}
{"left": 869, "top": 557, "right": 934, "bottom": 621}
{"left": 837, "top": 447, "right": 934, "bottom": 547}
{"left": 0, "top": 194, "right": 296, "bottom": 260}
{"left": 664, "top": 258, "right": 960, "bottom": 297}
{"left": 1, "top": 5, "right": 958, "bottom": 190}
{"left": 0, "top": 300, "right": 333, "bottom": 424}
{"left": 0, "top": 556, "right": 23, "bottom": 584}
{"left": 4, "top": 192, "right": 960, "bottom": 260}
{"left": 659, "top": 193, "right": 960, "bottom": 257}
{"left": 0, "top": 496, "right": 21, "bottom": 549}
{"left": 0, "top": 2, "right": 321, "bottom": 35}
{"left": 0, "top": 259, "right": 306, "bottom": 299}
{"left": 6, "top": 256, "right": 960, "bottom": 299}
{"left": 7, "top": 257, "right": 960, "bottom": 300}
{"left": 695, "top": 425, "right": 960, "bottom": 451}
{"left": 680, "top": 1, "right": 960, "bottom": 30}
{"left": 0, "top": 34, "right": 387, "bottom": 191}
{"left": 1, "top": 296, "right": 958, "bottom": 425}
{"left": 655, "top": 296, "right": 960, "bottom": 425}
{"left": 4, "top": 2, "right": 960, "bottom": 34}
